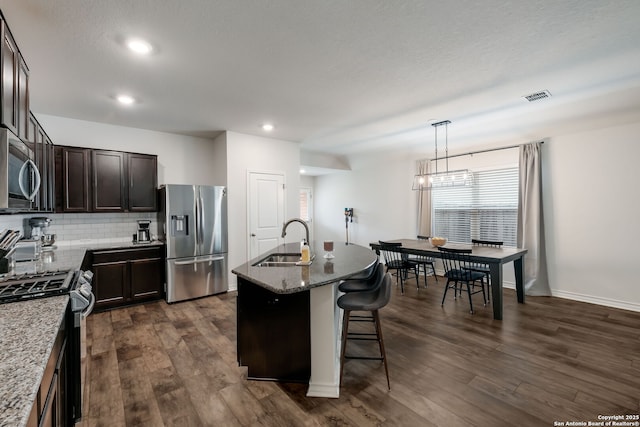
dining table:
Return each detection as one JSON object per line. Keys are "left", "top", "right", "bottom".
{"left": 369, "top": 239, "right": 528, "bottom": 320}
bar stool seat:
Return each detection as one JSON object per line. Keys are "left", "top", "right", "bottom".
{"left": 337, "top": 272, "right": 392, "bottom": 390}
{"left": 338, "top": 262, "right": 383, "bottom": 293}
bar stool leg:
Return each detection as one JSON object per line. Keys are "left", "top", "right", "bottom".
{"left": 339, "top": 308, "right": 350, "bottom": 387}
{"left": 372, "top": 310, "right": 390, "bottom": 390}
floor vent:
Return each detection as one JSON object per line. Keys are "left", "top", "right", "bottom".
{"left": 523, "top": 90, "right": 551, "bottom": 102}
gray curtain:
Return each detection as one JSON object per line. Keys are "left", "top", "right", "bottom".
{"left": 416, "top": 159, "right": 431, "bottom": 237}
{"left": 517, "top": 142, "right": 550, "bottom": 295}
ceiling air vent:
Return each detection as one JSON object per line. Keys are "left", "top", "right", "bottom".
{"left": 523, "top": 90, "right": 551, "bottom": 102}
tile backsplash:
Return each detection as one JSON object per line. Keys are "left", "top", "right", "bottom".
{"left": 0, "top": 212, "right": 160, "bottom": 245}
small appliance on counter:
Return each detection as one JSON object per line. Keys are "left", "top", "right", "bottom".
{"left": 12, "top": 239, "right": 40, "bottom": 262}
{"left": 28, "top": 216, "right": 51, "bottom": 239}
{"left": 28, "top": 216, "right": 56, "bottom": 250}
{"left": 135, "top": 220, "right": 152, "bottom": 243}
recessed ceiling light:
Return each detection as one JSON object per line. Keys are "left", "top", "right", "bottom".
{"left": 262, "top": 123, "right": 274, "bottom": 132}
{"left": 300, "top": 169, "right": 306, "bottom": 174}
{"left": 116, "top": 94, "right": 136, "bottom": 105}
{"left": 126, "top": 38, "right": 153, "bottom": 55}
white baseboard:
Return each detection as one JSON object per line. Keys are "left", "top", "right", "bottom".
{"left": 549, "top": 289, "right": 640, "bottom": 313}
{"left": 503, "top": 279, "right": 640, "bottom": 313}
{"left": 306, "top": 382, "right": 340, "bottom": 398}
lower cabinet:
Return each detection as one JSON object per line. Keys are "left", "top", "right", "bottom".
{"left": 27, "top": 310, "right": 68, "bottom": 427}
{"left": 236, "top": 278, "right": 311, "bottom": 382}
{"left": 89, "top": 246, "right": 165, "bottom": 310}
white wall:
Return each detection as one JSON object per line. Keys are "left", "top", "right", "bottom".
{"left": 314, "top": 122, "right": 640, "bottom": 312}
{"left": 37, "top": 114, "right": 224, "bottom": 186}
{"left": 314, "top": 151, "right": 417, "bottom": 246}
{"left": 543, "top": 122, "right": 640, "bottom": 311}
{"left": 224, "top": 131, "right": 301, "bottom": 288}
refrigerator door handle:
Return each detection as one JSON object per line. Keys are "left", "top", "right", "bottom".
{"left": 198, "top": 194, "right": 204, "bottom": 245}
{"left": 195, "top": 190, "right": 204, "bottom": 246}
{"left": 174, "top": 255, "right": 225, "bottom": 266}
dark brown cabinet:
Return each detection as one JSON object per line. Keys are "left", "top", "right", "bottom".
{"left": 128, "top": 153, "right": 157, "bottom": 211}
{"left": 1, "top": 17, "right": 19, "bottom": 134}
{"left": 90, "top": 246, "right": 165, "bottom": 310}
{"left": 1, "top": 15, "right": 29, "bottom": 139}
{"left": 92, "top": 150, "right": 125, "bottom": 212}
{"left": 29, "top": 113, "right": 55, "bottom": 212}
{"left": 55, "top": 146, "right": 157, "bottom": 213}
{"left": 55, "top": 146, "right": 91, "bottom": 213}
{"left": 26, "top": 312, "right": 69, "bottom": 427}
{"left": 236, "top": 278, "right": 311, "bottom": 382}
{"left": 17, "top": 56, "right": 29, "bottom": 138}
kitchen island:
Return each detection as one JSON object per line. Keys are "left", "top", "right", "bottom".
{"left": 232, "top": 242, "right": 378, "bottom": 398}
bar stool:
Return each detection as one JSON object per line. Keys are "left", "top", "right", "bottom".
{"left": 338, "top": 261, "right": 383, "bottom": 293}
{"left": 338, "top": 272, "right": 392, "bottom": 390}
{"left": 338, "top": 262, "right": 384, "bottom": 324}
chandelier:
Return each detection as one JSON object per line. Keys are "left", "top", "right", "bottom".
{"left": 412, "top": 120, "right": 473, "bottom": 190}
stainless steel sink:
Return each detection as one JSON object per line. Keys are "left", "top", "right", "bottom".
{"left": 253, "top": 252, "right": 314, "bottom": 267}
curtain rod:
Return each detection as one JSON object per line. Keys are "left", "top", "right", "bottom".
{"left": 428, "top": 141, "right": 544, "bottom": 162}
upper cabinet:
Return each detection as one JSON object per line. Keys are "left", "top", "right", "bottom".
{"left": 92, "top": 150, "right": 126, "bottom": 212}
{"left": 55, "top": 146, "right": 91, "bottom": 213}
{"left": 29, "top": 112, "right": 54, "bottom": 212}
{"left": 1, "top": 14, "right": 29, "bottom": 139}
{"left": 127, "top": 153, "right": 157, "bottom": 211}
{"left": 56, "top": 146, "right": 157, "bottom": 213}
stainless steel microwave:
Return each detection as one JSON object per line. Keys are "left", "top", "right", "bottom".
{"left": 0, "top": 128, "right": 41, "bottom": 211}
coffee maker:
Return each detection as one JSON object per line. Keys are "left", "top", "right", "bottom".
{"left": 136, "top": 220, "right": 151, "bottom": 243}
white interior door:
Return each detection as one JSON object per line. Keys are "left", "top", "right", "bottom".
{"left": 248, "top": 172, "right": 285, "bottom": 259}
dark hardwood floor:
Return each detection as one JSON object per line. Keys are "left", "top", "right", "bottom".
{"left": 80, "top": 276, "right": 640, "bottom": 426}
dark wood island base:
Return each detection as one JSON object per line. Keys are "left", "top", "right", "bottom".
{"left": 237, "top": 278, "right": 311, "bottom": 382}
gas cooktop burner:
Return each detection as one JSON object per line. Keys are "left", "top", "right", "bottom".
{"left": 0, "top": 270, "right": 76, "bottom": 304}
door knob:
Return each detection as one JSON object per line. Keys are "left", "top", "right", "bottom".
{"left": 251, "top": 233, "right": 256, "bottom": 237}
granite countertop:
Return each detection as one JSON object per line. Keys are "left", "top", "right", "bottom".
{"left": 0, "top": 296, "right": 69, "bottom": 427}
{"left": 232, "top": 242, "right": 378, "bottom": 294}
{"left": 0, "top": 238, "right": 165, "bottom": 427}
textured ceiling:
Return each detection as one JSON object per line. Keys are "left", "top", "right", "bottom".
{"left": 2, "top": 0, "right": 640, "bottom": 156}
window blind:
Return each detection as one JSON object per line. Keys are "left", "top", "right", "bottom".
{"left": 299, "top": 189, "right": 312, "bottom": 222}
{"left": 432, "top": 167, "right": 518, "bottom": 246}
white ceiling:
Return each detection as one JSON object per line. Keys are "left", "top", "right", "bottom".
{"left": 3, "top": 0, "right": 640, "bottom": 158}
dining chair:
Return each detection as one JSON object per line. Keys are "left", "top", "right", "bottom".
{"left": 438, "top": 246, "right": 487, "bottom": 314}
{"left": 338, "top": 272, "right": 392, "bottom": 390}
{"left": 405, "top": 235, "right": 438, "bottom": 288}
{"left": 378, "top": 241, "right": 416, "bottom": 294}
{"left": 464, "top": 239, "right": 503, "bottom": 302}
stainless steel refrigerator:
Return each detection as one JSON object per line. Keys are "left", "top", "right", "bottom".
{"left": 159, "top": 184, "right": 228, "bottom": 303}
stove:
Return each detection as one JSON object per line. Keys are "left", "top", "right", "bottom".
{"left": 0, "top": 270, "right": 76, "bottom": 304}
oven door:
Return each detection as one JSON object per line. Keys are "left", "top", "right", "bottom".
{"left": 68, "top": 271, "right": 95, "bottom": 423}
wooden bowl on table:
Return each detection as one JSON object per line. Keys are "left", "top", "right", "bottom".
{"left": 429, "top": 237, "right": 447, "bottom": 247}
